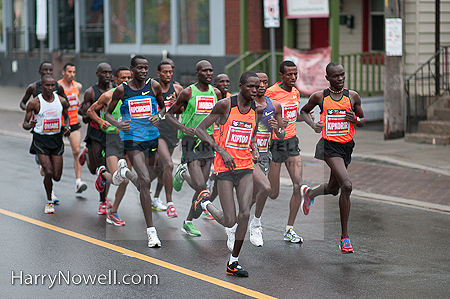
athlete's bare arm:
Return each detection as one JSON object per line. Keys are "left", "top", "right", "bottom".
{"left": 20, "top": 83, "right": 37, "bottom": 111}
{"left": 213, "top": 87, "right": 222, "bottom": 101}
{"left": 87, "top": 89, "right": 114, "bottom": 130}
{"left": 166, "top": 86, "right": 194, "bottom": 136}
{"left": 251, "top": 106, "right": 264, "bottom": 162}
{"left": 300, "top": 91, "right": 324, "bottom": 133}
{"left": 150, "top": 79, "right": 166, "bottom": 126}
{"left": 269, "top": 100, "right": 286, "bottom": 140}
{"left": 60, "top": 94, "right": 71, "bottom": 137}
{"left": 347, "top": 90, "right": 366, "bottom": 127}
{"left": 22, "top": 97, "right": 39, "bottom": 130}
{"left": 105, "top": 84, "right": 129, "bottom": 132}
{"left": 195, "top": 99, "right": 236, "bottom": 170}
{"left": 82, "top": 87, "right": 95, "bottom": 124}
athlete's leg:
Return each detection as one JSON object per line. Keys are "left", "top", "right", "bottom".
{"left": 106, "top": 155, "right": 130, "bottom": 213}
{"left": 50, "top": 154, "right": 64, "bottom": 182}
{"left": 157, "top": 138, "right": 174, "bottom": 203}
{"left": 68, "top": 129, "right": 82, "bottom": 179}
{"left": 185, "top": 159, "right": 212, "bottom": 221}
{"left": 324, "top": 156, "right": 352, "bottom": 239}
{"left": 252, "top": 165, "right": 271, "bottom": 218}
{"left": 232, "top": 173, "right": 253, "bottom": 257}
{"left": 284, "top": 155, "right": 303, "bottom": 226}
{"left": 206, "top": 179, "right": 236, "bottom": 227}
{"left": 91, "top": 139, "right": 108, "bottom": 202}
{"left": 37, "top": 154, "right": 54, "bottom": 201}
{"left": 268, "top": 161, "right": 281, "bottom": 199}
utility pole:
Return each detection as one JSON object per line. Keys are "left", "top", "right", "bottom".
{"left": 384, "top": 0, "right": 404, "bottom": 139}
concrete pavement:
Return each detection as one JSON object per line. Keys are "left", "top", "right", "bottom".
{"left": 1, "top": 85, "right": 449, "bottom": 211}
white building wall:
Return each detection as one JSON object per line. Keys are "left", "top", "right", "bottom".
{"left": 339, "top": 0, "right": 363, "bottom": 55}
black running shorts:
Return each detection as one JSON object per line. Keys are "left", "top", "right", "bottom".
{"left": 105, "top": 133, "right": 125, "bottom": 158}
{"left": 123, "top": 138, "right": 158, "bottom": 158}
{"left": 314, "top": 137, "right": 355, "bottom": 167}
{"left": 181, "top": 135, "right": 214, "bottom": 164}
{"left": 270, "top": 136, "right": 300, "bottom": 163}
{"left": 216, "top": 168, "right": 253, "bottom": 187}
{"left": 30, "top": 132, "right": 64, "bottom": 156}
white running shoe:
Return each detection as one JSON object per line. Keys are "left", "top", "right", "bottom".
{"left": 44, "top": 203, "right": 55, "bottom": 214}
{"left": 113, "top": 159, "right": 128, "bottom": 185}
{"left": 151, "top": 197, "right": 167, "bottom": 211}
{"left": 249, "top": 221, "right": 264, "bottom": 247}
{"left": 225, "top": 225, "right": 236, "bottom": 251}
{"left": 147, "top": 227, "right": 161, "bottom": 248}
{"left": 76, "top": 181, "right": 88, "bottom": 193}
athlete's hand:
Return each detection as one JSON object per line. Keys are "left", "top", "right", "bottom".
{"left": 310, "top": 111, "right": 315, "bottom": 122}
{"left": 312, "top": 121, "right": 323, "bottom": 133}
{"left": 62, "top": 126, "right": 71, "bottom": 137}
{"left": 251, "top": 147, "right": 259, "bottom": 163}
{"left": 268, "top": 116, "right": 278, "bottom": 130}
{"left": 184, "top": 127, "right": 196, "bottom": 137}
{"left": 345, "top": 110, "right": 357, "bottom": 123}
{"left": 219, "top": 150, "right": 236, "bottom": 170}
{"left": 149, "top": 115, "right": 159, "bottom": 126}
{"left": 118, "top": 119, "right": 130, "bottom": 132}
{"left": 101, "top": 120, "right": 111, "bottom": 130}
{"left": 29, "top": 119, "right": 38, "bottom": 129}
{"left": 168, "top": 92, "right": 177, "bottom": 104}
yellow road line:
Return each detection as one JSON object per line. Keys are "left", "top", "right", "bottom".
{"left": 0, "top": 208, "right": 276, "bottom": 299}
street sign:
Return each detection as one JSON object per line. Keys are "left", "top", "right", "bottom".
{"left": 264, "top": 0, "right": 280, "bottom": 28}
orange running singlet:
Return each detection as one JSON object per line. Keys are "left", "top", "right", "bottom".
{"left": 265, "top": 83, "right": 300, "bottom": 140}
{"left": 320, "top": 89, "right": 355, "bottom": 143}
{"left": 214, "top": 96, "right": 256, "bottom": 174}
{"left": 58, "top": 79, "right": 80, "bottom": 126}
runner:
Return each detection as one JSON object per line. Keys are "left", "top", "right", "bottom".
{"left": 19, "top": 61, "right": 66, "bottom": 111}
{"left": 265, "top": 60, "right": 308, "bottom": 243}
{"left": 22, "top": 75, "right": 70, "bottom": 214}
{"left": 192, "top": 71, "right": 263, "bottom": 277}
{"left": 166, "top": 60, "right": 220, "bottom": 237}
{"left": 214, "top": 73, "right": 231, "bottom": 99}
{"left": 300, "top": 62, "right": 366, "bottom": 253}
{"left": 105, "top": 55, "right": 166, "bottom": 247}
{"left": 151, "top": 60, "right": 183, "bottom": 217}
{"left": 56, "top": 63, "right": 88, "bottom": 194}
{"left": 247, "top": 71, "right": 285, "bottom": 247}
{"left": 81, "top": 62, "right": 114, "bottom": 215}
{"left": 87, "top": 66, "right": 132, "bottom": 226}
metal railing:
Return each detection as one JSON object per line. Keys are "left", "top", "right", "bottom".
{"left": 225, "top": 50, "right": 385, "bottom": 95}
{"left": 405, "top": 45, "right": 450, "bottom": 132}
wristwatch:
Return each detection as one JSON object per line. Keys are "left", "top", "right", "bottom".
{"left": 278, "top": 127, "right": 282, "bottom": 134}
{"left": 356, "top": 117, "right": 361, "bottom": 123}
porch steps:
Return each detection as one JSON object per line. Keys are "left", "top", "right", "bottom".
{"left": 405, "top": 133, "right": 450, "bottom": 145}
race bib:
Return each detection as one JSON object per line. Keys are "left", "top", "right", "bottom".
{"left": 225, "top": 122, "right": 252, "bottom": 150}
{"left": 195, "top": 96, "right": 215, "bottom": 114}
{"left": 129, "top": 99, "right": 152, "bottom": 118}
{"left": 282, "top": 104, "right": 298, "bottom": 124}
{"left": 256, "top": 131, "right": 271, "bottom": 153}
{"left": 326, "top": 113, "right": 349, "bottom": 136}
{"left": 43, "top": 118, "right": 60, "bottom": 133}
{"left": 67, "top": 94, "right": 79, "bottom": 112}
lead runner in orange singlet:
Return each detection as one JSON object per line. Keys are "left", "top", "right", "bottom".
{"left": 300, "top": 62, "right": 366, "bottom": 254}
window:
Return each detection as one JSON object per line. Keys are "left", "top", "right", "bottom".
{"left": 370, "top": 0, "right": 384, "bottom": 51}
{"left": 178, "top": 0, "right": 209, "bottom": 45}
{"left": 110, "top": 0, "right": 136, "bottom": 43}
{"left": 143, "top": 0, "right": 171, "bottom": 44}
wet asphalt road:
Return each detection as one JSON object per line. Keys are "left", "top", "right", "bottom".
{"left": 1, "top": 133, "right": 450, "bottom": 298}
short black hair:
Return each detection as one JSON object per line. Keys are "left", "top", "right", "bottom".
{"left": 157, "top": 60, "right": 172, "bottom": 71}
{"left": 279, "top": 60, "right": 296, "bottom": 74}
{"left": 41, "top": 74, "right": 54, "bottom": 83}
{"left": 39, "top": 61, "right": 52, "bottom": 71}
{"left": 114, "top": 66, "right": 129, "bottom": 78}
{"left": 131, "top": 55, "right": 147, "bottom": 67}
{"left": 326, "top": 62, "right": 342, "bottom": 76}
{"left": 239, "top": 71, "right": 258, "bottom": 85}
{"left": 63, "top": 62, "right": 75, "bottom": 71}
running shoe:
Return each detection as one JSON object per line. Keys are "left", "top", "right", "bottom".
{"left": 76, "top": 180, "right": 88, "bottom": 193}
{"left": 181, "top": 222, "right": 201, "bottom": 236}
{"left": 44, "top": 203, "right": 55, "bottom": 214}
{"left": 226, "top": 261, "right": 248, "bottom": 277}
{"left": 151, "top": 197, "right": 167, "bottom": 211}
{"left": 340, "top": 238, "right": 354, "bottom": 254}
{"left": 98, "top": 203, "right": 108, "bottom": 215}
{"left": 106, "top": 212, "right": 126, "bottom": 226}
{"left": 249, "top": 222, "right": 264, "bottom": 247}
{"left": 95, "top": 166, "right": 107, "bottom": 193}
{"left": 78, "top": 148, "right": 88, "bottom": 166}
{"left": 112, "top": 159, "right": 128, "bottom": 186}
{"left": 225, "top": 225, "right": 236, "bottom": 251}
{"left": 203, "top": 210, "right": 214, "bottom": 220}
{"left": 52, "top": 191, "right": 59, "bottom": 204}
{"left": 104, "top": 198, "right": 113, "bottom": 209}
{"left": 190, "top": 190, "right": 210, "bottom": 219}
{"left": 173, "top": 163, "right": 187, "bottom": 192}
{"left": 147, "top": 227, "right": 161, "bottom": 248}
{"left": 284, "top": 228, "right": 303, "bottom": 243}
{"left": 166, "top": 205, "right": 178, "bottom": 218}
{"left": 300, "top": 184, "right": 313, "bottom": 215}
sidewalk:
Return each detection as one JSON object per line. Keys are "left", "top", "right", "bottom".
{"left": 1, "top": 85, "right": 449, "bottom": 210}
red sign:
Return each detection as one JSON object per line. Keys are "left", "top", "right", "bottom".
{"left": 43, "top": 118, "right": 60, "bottom": 133}
{"left": 256, "top": 131, "right": 271, "bottom": 152}
{"left": 225, "top": 127, "right": 252, "bottom": 150}
{"left": 129, "top": 99, "right": 152, "bottom": 118}
{"left": 195, "top": 96, "right": 215, "bottom": 114}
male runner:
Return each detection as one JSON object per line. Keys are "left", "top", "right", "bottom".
{"left": 23, "top": 75, "right": 70, "bottom": 213}
{"left": 87, "top": 66, "right": 132, "bottom": 226}
{"left": 214, "top": 73, "right": 231, "bottom": 99}
{"left": 105, "top": 55, "right": 166, "bottom": 247}
{"left": 20, "top": 61, "right": 66, "bottom": 111}
{"left": 81, "top": 62, "right": 114, "bottom": 215}
{"left": 265, "top": 60, "right": 308, "bottom": 243}
{"left": 192, "top": 71, "right": 263, "bottom": 277}
{"left": 300, "top": 62, "right": 366, "bottom": 253}
{"left": 166, "top": 60, "right": 221, "bottom": 237}
{"left": 151, "top": 59, "right": 183, "bottom": 217}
